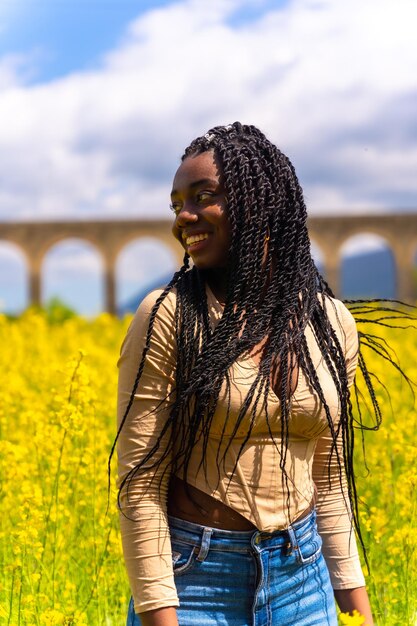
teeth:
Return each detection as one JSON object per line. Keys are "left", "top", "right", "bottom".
{"left": 186, "top": 233, "right": 209, "bottom": 246}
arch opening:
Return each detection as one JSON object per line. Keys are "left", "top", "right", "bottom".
{"left": 0, "top": 241, "right": 28, "bottom": 315}
{"left": 42, "top": 238, "right": 104, "bottom": 317}
{"left": 116, "top": 238, "right": 178, "bottom": 315}
{"left": 341, "top": 233, "right": 396, "bottom": 299}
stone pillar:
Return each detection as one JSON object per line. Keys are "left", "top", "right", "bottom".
{"left": 104, "top": 263, "right": 116, "bottom": 315}
{"left": 29, "top": 268, "right": 41, "bottom": 307}
{"left": 323, "top": 251, "right": 341, "bottom": 298}
{"left": 395, "top": 247, "right": 415, "bottom": 303}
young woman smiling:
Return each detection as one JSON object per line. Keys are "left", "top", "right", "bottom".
{"left": 112, "top": 123, "right": 398, "bottom": 626}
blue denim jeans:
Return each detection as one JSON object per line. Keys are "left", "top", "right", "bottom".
{"left": 126, "top": 508, "right": 337, "bottom": 625}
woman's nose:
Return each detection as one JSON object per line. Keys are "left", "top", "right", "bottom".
{"left": 175, "top": 203, "right": 199, "bottom": 227}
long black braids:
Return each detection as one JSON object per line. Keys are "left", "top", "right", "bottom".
{"left": 112, "top": 122, "right": 415, "bottom": 564}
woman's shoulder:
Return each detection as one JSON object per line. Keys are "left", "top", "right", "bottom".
{"left": 315, "top": 293, "right": 358, "bottom": 356}
{"left": 123, "top": 286, "right": 177, "bottom": 344}
{"left": 135, "top": 285, "right": 177, "bottom": 320}
{"left": 119, "top": 286, "right": 177, "bottom": 364}
{"left": 317, "top": 293, "right": 356, "bottom": 328}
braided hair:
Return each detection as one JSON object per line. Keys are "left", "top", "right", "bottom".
{"left": 111, "top": 122, "right": 415, "bottom": 561}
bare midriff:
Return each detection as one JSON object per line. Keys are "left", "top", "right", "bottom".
{"left": 167, "top": 475, "right": 257, "bottom": 531}
{"left": 168, "top": 476, "right": 315, "bottom": 532}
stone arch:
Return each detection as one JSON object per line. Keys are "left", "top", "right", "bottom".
{"left": 0, "top": 215, "right": 415, "bottom": 312}
{"left": 112, "top": 232, "right": 183, "bottom": 270}
{"left": 37, "top": 231, "right": 107, "bottom": 269}
{"left": 340, "top": 233, "right": 396, "bottom": 299}
{"left": 42, "top": 238, "right": 105, "bottom": 317}
{"left": 116, "top": 237, "right": 179, "bottom": 315}
{"left": 0, "top": 241, "right": 29, "bottom": 314}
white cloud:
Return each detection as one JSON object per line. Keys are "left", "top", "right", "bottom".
{"left": 116, "top": 237, "right": 177, "bottom": 279}
{"left": 0, "top": 0, "right": 416, "bottom": 224}
{"left": 0, "top": 239, "right": 27, "bottom": 260}
{"left": 0, "top": 52, "right": 39, "bottom": 90}
{"left": 341, "top": 233, "right": 391, "bottom": 257}
{"left": 43, "top": 248, "right": 103, "bottom": 276}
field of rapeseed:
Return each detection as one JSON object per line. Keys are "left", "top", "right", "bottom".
{"left": 0, "top": 305, "right": 416, "bottom": 625}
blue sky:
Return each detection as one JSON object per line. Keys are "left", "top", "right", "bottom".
{"left": 0, "top": 0, "right": 289, "bottom": 83}
{"left": 0, "top": 0, "right": 174, "bottom": 83}
{"left": 0, "top": 0, "right": 416, "bottom": 314}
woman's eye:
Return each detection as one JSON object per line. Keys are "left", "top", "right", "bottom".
{"left": 169, "top": 203, "right": 182, "bottom": 215}
{"left": 169, "top": 192, "right": 216, "bottom": 216}
{"left": 196, "top": 191, "right": 212, "bottom": 203}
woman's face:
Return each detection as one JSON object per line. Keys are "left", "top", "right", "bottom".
{"left": 171, "top": 151, "right": 231, "bottom": 270}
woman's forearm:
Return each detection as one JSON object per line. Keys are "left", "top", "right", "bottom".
{"left": 334, "top": 586, "right": 374, "bottom": 625}
{"left": 139, "top": 606, "right": 179, "bottom": 626}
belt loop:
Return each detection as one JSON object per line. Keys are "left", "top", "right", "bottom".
{"left": 286, "top": 525, "right": 298, "bottom": 556}
{"left": 196, "top": 527, "right": 213, "bottom": 562}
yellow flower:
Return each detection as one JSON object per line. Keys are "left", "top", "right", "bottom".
{"left": 39, "top": 608, "right": 65, "bottom": 625}
{"left": 339, "top": 609, "right": 365, "bottom": 625}
{"left": 1, "top": 309, "right": 414, "bottom": 623}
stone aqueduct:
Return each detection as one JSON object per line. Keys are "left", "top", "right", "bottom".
{"left": 0, "top": 214, "right": 416, "bottom": 314}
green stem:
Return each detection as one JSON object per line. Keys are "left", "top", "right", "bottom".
{"left": 51, "top": 429, "right": 67, "bottom": 606}
{"left": 37, "top": 352, "right": 84, "bottom": 598}
{"left": 36, "top": 428, "right": 67, "bottom": 598}
{"left": 7, "top": 567, "right": 15, "bottom": 626}
{"left": 80, "top": 527, "right": 112, "bottom": 614}
{"left": 17, "top": 576, "right": 23, "bottom": 626}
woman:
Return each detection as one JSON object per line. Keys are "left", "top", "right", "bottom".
{"left": 116, "top": 123, "right": 375, "bottom": 625}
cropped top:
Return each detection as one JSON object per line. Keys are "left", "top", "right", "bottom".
{"left": 117, "top": 286, "right": 365, "bottom": 615}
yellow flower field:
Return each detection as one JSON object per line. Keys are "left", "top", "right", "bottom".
{"left": 0, "top": 306, "right": 416, "bottom": 625}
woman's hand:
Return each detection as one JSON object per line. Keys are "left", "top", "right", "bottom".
{"left": 334, "top": 587, "right": 374, "bottom": 625}
{"left": 139, "top": 607, "right": 179, "bottom": 626}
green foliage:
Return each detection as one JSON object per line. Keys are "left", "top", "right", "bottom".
{"left": 43, "top": 297, "right": 78, "bottom": 324}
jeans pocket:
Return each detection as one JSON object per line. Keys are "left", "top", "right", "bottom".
{"left": 296, "top": 529, "right": 322, "bottom": 565}
{"left": 171, "top": 540, "right": 198, "bottom": 576}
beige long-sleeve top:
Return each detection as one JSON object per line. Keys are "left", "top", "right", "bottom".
{"left": 117, "top": 286, "right": 365, "bottom": 615}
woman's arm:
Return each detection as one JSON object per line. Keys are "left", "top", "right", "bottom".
{"left": 314, "top": 299, "right": 373, "bottom": 625}
{"left": 139, "top": 607, "right": 179, "bottom": 626}
{"left": 117, "top": 289, "right": 180, "bottom": 616}
{"left": 313, "top": 429, "right": 374, "bottom": 625}
{"left": 334, "top": 587, "right": 374, "bottom": 625}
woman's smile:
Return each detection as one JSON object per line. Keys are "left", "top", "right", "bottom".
{"left": 183, "top": 231, "right": 210, "bottom": 250}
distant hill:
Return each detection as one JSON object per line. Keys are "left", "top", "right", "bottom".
{"left": 342, "top": 248, "right": 396, "bottom": 299}
{"left": 118, "top": 248, "right": 398, "bottom": 315}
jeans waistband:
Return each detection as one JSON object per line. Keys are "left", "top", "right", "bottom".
{"left": 168, "top": 507, "right": 317, "bottom": 554}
